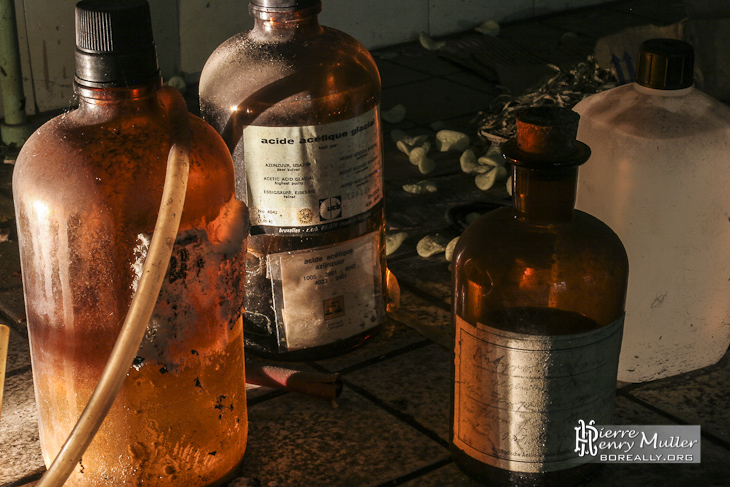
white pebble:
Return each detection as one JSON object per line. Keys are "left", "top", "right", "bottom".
{"left": 430, "top": 121, "right": 447, "bottom": 131}
{"left": 419, "top": 32, "right": 446, "bottom": 51}
{"left": 386, "top": 231, "right": 408, "bottom": 255}
{"left": 396, "top": 140, "right": 412, "bottom": 155}
{"left": 418, "top": 157, "right": 436, "bottom": 174}
{"left": 409, "top": 144, "right": 431, "bottom": 165}
{"left": 382, "top": 104, "right": 406, "bottom": 123}
{"left": 478, "top": 146, "right": 506, "bottom": 167}
{"left": 435, "top": 130, "right": 470, "bottom": 152}
{"left": 460, "top": 149, "right": 491, "bottom": 174}
{"left": 475, "top": 167, "right": 498, "bottom": 190}
{"left": 417, "top": 234, "right": 450, "bottom": 257}
{"left": 460, "top": 149, "right": 477, "bottom": 173}
{"left": 165, "top": 75, "right": 187, "bottom": 94}
{"left": 402, "top": 180, "right": 438, "bottom": 194}
{"left": 475, "top": 20, "right": 500, "bottom": 36}
{"left": 445, "top": 236, "right": 460, "bottom": 262}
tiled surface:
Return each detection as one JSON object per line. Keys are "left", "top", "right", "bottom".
{"left": 4, "top": 1, "right": 730, "bottom": 487}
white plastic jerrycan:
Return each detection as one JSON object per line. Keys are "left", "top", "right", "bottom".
{"left": 574, "top": 38, "right": 730, "bottom": 382}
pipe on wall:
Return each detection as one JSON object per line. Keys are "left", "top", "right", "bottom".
{"left": 0, "top": 0, "right": 32, "bottom": 148}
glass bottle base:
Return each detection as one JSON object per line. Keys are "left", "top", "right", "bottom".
{"left": 451, "top": 444, "right": 600, "bottom": 487}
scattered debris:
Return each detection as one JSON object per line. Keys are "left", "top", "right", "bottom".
{"left": 445, "top": 236, "right": 460, "bottom": 262}
{"left": 475, "top": 167, "right": 499, "bottom": 191}
{"left": 417, "top": 234, "right": 450, "bottom": 257}
{"left": 382, "top": 104, "right": 407, "bottom": 123}
{"left": 434, "top": 130, "right": 470, "bottom": 152}
{"left": 402, "top": 180, "right": 437, "bottom": 194}
{"left": 475, "top": 57, "right": 616, "bottom": 144}
{"left": 386, "top": 231, "right": 408, "bottom": 255}
{"left": 475, "top": 20, "right": 500, "bottom": 37}
{"left": 419, "top": 32, "right": 445, "bottom": 51}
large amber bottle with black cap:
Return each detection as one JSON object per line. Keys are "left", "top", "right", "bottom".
{"left": 13, "top": 1, "right": 248, "bottom": 484}
{"left": 575, "top": 38, "right": 730, "bottom": 383}
{"left": 450, "top": 107, "right": 628, "bottom": 486}
{"left": 199, "top": 0, "right": 390, "bottom": 360}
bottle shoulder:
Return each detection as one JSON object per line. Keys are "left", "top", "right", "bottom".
{"left": 199, "top": 27, "right": 380, "bottom": 114}
{"left": 13, "top": 105, "right": 236, "bottom": 230}
{"left": 575, "top": 84, "right": 730, "bottom": 139}
{"left": 455, "top": 207, "right": 627, "bottom": 266}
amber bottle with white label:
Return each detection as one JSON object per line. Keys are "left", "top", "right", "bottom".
{"left": 199, "top": 0, "right": 388, "bottom": 360}
{"left": 450, "top": 107, "right": 629, "bottom": 486}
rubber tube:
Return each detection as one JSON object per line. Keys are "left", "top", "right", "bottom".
{"left": 36, "top": 86, "right": 191, "bottom": 487}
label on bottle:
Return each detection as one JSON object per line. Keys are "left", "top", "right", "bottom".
{"left": 266, "top": 231, "right": 383, "bottom": 351}
{"left": 453, "top": 314, "right": 624, "bottom": 473}
{"left": 242, "top": 109, "right": 382, "bottom": 234}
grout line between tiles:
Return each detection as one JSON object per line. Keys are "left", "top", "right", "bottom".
{"left": 372, "top": 457, "right": 454, "bottom": 487}
{"left": 397, "top": 280, "right": 451, "bottom": 312}
{"left": 308, "top": 338, "right": 434, "bottom": 376}
{"left": 4, "top": 364, "right": 32, "bottom": 379}
{"left": 246, "top": 388, "right": 289, "bottom": 407}
{"left": 340, "top": 377, "right": 449, "bottom": 450}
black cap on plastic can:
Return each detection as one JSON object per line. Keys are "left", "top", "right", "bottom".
{"left": 74, "top": 0, "right": 160, "bottom": 88}
{"left": 635, "top": 38, "right": 694, "bottom": 90}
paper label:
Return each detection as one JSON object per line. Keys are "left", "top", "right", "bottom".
{"left": 267, "top": 232, "right": 383, "bottom": 351}
{"left": 453, "top": 314, "right": 623, "bottom": 473}
{"left": 243, "top": 109, "right": 382, "bottom": 233}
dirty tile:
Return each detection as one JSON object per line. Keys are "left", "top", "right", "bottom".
{"left": 625, "top": 349, "right": 730, "bottom": 443}
{"left": 607, "top": 0, "right": 686, "bottom": 24}
{"left": 345, "top": 342, "right": 452, "bottom": 442}
{"left": 538, "top": 6, "right": 653, "bottom": 40}
{"left": 388, "top": 287, "right": 452, "bottom": 348}
{"left": 381, "top": 78, "right": 495, "bottom": 126}
{"left": 236, "top": 387, "right": 449, "bottom": 487}
{"left": 384, "top": 42, "right": 465, "bottom": 77}
{"left": 0, "top": 240, "right": 23, "bottom": 292}
{"left": 0, "top": 370, "right": 45, "bottom": 485}
{"left": 389, "top": 257, "right": 453, "bottom": 304}
{"left": 0, "top": 287, "right": 27, "bottom": 328}
{"left": 4, "top": 325, "right": 31, "bottom": 375}
{"left": 374, "top": 57, "right": 431, "bottom": 88}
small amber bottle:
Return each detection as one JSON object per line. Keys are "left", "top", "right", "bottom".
{"left": 13, "top": 1, "right": 248, "bottom": 485}
{"left": 199, "top": 0, "right": 388, "bottom": 360}
{"left": 450, "top": 107, "right": 629, "bottom": 486}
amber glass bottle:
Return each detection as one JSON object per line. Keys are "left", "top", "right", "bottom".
{"left": 450, "top": 107, "right": 628, "bottom": 486}
{"left": 199, "top": 0, "right": 387, "bottom": 360}
{"left": 13, "top": 1, "right": 248, "bottom": 485}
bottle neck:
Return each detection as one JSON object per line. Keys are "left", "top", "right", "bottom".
{"left": 250, "top": 5, "right": 322, "bottom": 39}
{"left": 512, "top": 165, "right": 578, "bottom": 224}
{"left": 74, "top": 79, "right": 162, "bottom": 119}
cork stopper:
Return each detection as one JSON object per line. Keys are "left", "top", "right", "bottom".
{"left": 502, "top": 106, "right": 590, "bottom": 168}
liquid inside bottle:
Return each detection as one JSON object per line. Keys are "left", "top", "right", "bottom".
{"left": 199, "top": 0, "right": 389, "bottom": 360}
{"left": 450, "top": 107, "right": 629, "bottom": 486}
{"left": 13, "top": 1, "right": 248, "bottom": 484}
